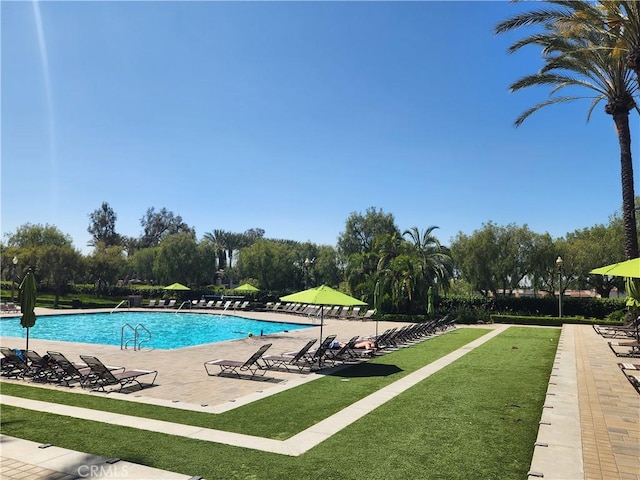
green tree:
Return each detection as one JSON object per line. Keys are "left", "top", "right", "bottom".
{"left": 238, "top": 240, "right": 299, "bottom": 292}
{"left": 154, "top": 233, "right": 200, "bottom": 286}
{"left": 139, "top": 207, "right": 194, "bottom": 248}
{"left": 87, "top": 202, "right": 121, "bottom": 247}
{"left": 5, "top": 223, "right": 74, "bottom": 287}
{"left": 337, "top": 207, "right": 398, "bottom": 259}
{"left": 40, "top": 245, "right": 84, "bottom": 307}
{"left": 87, "top": 243, "right": 127, "bottom": 293}
{"left": 495, "top": 1, "right": 639, "bottom": 259}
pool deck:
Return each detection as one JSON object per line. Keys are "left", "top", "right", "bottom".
{"left": 1, "top": 307, "right": 639, "bottom": 479}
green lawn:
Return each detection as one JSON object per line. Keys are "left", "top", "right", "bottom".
{"left": 0, "top": 327, "right": 560, "bottom": 480}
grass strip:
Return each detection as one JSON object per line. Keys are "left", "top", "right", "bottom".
{"left": 1, "top": 328, "right": 488, "bottom": 438}
{"left": 1, "top": 327, "right": 559, "bottom": 479}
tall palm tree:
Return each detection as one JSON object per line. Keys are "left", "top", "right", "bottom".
{"left": 203, "top": 229, "right": 228, "bottom": 270}
{"left": 495, "top": 2, "right": 640, "bottom": 259}
{"left": 403, "top": 226, "right": 453, "bottom": 291}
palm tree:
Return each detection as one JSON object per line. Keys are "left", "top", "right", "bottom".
{"left": 495, "top": 2, "right": 640, "bottom": 259}
{"left": 403, "top": 226, "right": 453, "bottom": 291}
{"left": 203, "top": 229, "right": 228, "bottom": 270}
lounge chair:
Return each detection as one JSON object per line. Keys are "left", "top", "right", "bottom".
{"left": 346, "top": 307, "right": 361, "bottom": 319}
{"left": 193, "top": 299, "right": 207, "bottom": 309}
{"left": 360, "top": 309, "right": 375, "bottom": 320}
{"left": 0, "top": 347, "right": 30, "bottom": 378}
{"left": 147, "top": 299, "right": 157, "bottom": 308}
{"left": 79, "top": 355, "right": 158, "bottom": 392}
{"left": 334, "top": 306, "right": 350, "bottom": 319}
{"left": 48, "top": 351, "right": 125, "bottom": 387}
{"left": 285, "top": 334, "right": 337, "bottom": 368}
{"left": 204, "top": 343, "right": 272, "bottom": 378}
{"left": 156, "top": 299, "right": 166, "bottom": 308}
{"left": 259, "top": 340, "right": 317, "bottom": 373}
{"left": 609, "top": 340, "right": 640, "bottom": 358}
{"left": 6, "top": 303, "right": 18, "bottom": 313}
{"left": 325, "top": 336, "right": 361, "bottom": 364}
{"left": 22, "top": 350, "right": 57, "bottom": 382}
{"left": 594, "top": 316, "right": 639, "bottom": 338}
{"left": 618, "top": 363, "right": 640, "bottom": 394}
{"left": 164, "top": 299, "right": 176, "bottom": 309}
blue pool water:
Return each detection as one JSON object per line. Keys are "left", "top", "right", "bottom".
{"left": 0, "top": 312, "right": 310, "bottom": 350}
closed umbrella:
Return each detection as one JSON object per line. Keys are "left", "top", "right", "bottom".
{"left": 427, "top": 286, "right": 435, "bottom": 316}
{"left": 281, "top": 285, "right": 367, "bottom": 345}
{"left": 19, "top": 268, "right": 37, "bottom": 351}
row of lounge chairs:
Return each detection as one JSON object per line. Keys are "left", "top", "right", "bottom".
{"left": 0, "top": 302, "right": 19, "bottom": 313}
{"left": 204, "top": 315, "right": 455, "bottom": 379}
{"left": 146, "top": 299, "right": 250, "bottom": 311}
{"left": 265, "top": 302, "right": 375, "bottom": 320}
{"left": 0, "top": 346, "right": 157, "bottom": 392}
{"left": 594, "top": 315, "right": 639, "bottom": 394}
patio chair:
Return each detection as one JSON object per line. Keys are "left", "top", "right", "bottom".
{"left": 608, "top": 340, "right": 640, "bottom": 358}
{"left": 325, "top": 336, "right": 361, "bottom": 364}
{"left": 204, "top": 343, "right": 272, "bottom": 378}
{"left": 165, "top": 299, "right": 176, "bottom": 309}
{"left": 48, "top": 351, "right": 125, "bottom": 387}
{"left": 6, "top": 303, "right": 18, "bottom": 313}
{"left": 147, "top": 299, "right": 157, "bottom": 308}
{"left": 346, "top": 307, "right": 361, "bottom": 320}
{"left": 594, "top": 316, "right": 640, "bottom": 338}
{"left": 618, "top": 363, "right": 640, "bottom": 394}
{"left": 259, "top": 339, "right": 317, "bottom": 373}
{"left": 285, "top": 334, "right": 337, "bottom": 369}
{"left": 22, "top": 350, "right": 58, "bottom": 382}
{"left": 0, "top": 347, "right": 30, "bottom": 378}
{"left": 156, "top": 299, "right": 166, "bottom": 308}
{"left": 79, "top": 355, "right": 158, "bottom": 392}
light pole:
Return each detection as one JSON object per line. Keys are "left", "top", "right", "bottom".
{"left": 304, "top": 258, "right": 311, "bottom": 290}
{"left": 10, "top": 256, "right": 18, "bottom": 302}
{"left": 556, "top": 256, "right": 564, "bottom": 318}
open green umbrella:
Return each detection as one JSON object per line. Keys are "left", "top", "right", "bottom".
{"left": 19, "top": 268, "right": 37, "bottom": 351}
{"left": 281, "top": 285, "right": 367, "bottom": 344}
{"left": 590, "top": 258, "right": 640, "bottom": 278}
{"left": 163, "top": 282, "right": 190, "bottom": 291}
{"left": 235, "top": 283, "right": 259, "bottom": 293}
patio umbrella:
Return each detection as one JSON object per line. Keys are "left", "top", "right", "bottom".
{"left": 589, "top": 258, "right": 640, "bottom": 278}
{"left": 163, "top": 282, "right": 190, "bottom": 291}
{"left": 280, "top": 285, "right": 367, "bottom": 344}
{"left": 19, "top": 268, "right": 37, "bottom": 351}
{"left": 234, "top": 283, "right": 259, "bottom": 293}
{"left": 427, "top": 286, "right": 435, "bottom": 316}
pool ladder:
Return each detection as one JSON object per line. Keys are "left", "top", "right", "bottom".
{"left": 121, "top": 323, "right": 152, "bottom": 350}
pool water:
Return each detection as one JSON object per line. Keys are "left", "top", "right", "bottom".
{"left": 0, "top": 312, "right": 310, "bottom": 350}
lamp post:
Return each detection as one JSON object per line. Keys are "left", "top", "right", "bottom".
{"left": 556, "top": 256, "right": 564, "bottom": 318}
{"left": 304, "top": 258, "right": 311, "bottom": 290}
{"left": 10, "top": 256, "right": 18, "bottom": 302}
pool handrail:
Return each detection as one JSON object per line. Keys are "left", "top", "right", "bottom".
{"left": 111, "top": 299, "right": 130, "bottom": 314}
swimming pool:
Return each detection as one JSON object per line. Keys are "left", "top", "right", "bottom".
{"left": 0, "top": 312, "right": 310, "bottom": 350}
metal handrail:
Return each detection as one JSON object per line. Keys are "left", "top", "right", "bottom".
{"left": 177, "top": 301, "right": 191, "bottom": 311}
{"left": 135, "top": 323, "right": 152, "bottom": 350}
{"left": 111, "top": 299, "right": 130, "bottom": 314}
{"left": 121, "top": 323, "right": 136, "bottom": 349}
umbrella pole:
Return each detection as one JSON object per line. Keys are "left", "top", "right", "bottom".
{"left": 25, "top": 327, "right": 29, "bottom": 352}
{"left": 320, "top": 306, "right": 324, "bottom": 345}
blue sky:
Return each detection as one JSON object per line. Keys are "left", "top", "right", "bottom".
{"left": 2, "top": 1, "right": 638, "bottom": 255}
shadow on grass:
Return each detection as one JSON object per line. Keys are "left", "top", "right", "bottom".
{"left": 327, "top": 362, "right": 403, "bottom": 378}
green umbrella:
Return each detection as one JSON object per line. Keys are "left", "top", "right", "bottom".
{"left": 235, "top": 283, "right": 260, "bottom": 293}
{"left": 625, "top": 277, "right": 640, "bottom": 308}
{"left": 281, "top": 285, "right": 367, "bottom": 344}
{"left": 163, "top": 282, "right": 190, "bottom": 291}
{"left": 590, "top": 258, "right": 640, "bottom": 278}
{"left": 19, "top": 269, "right": 37, "bottom": 351}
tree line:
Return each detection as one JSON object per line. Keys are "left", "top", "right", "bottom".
{"left": 1, "top": 201, "right": 636, "bottom": 312}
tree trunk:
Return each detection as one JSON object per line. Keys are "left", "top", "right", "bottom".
{"left": 612, "top": 111, "right": 639, "bottom": 259}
